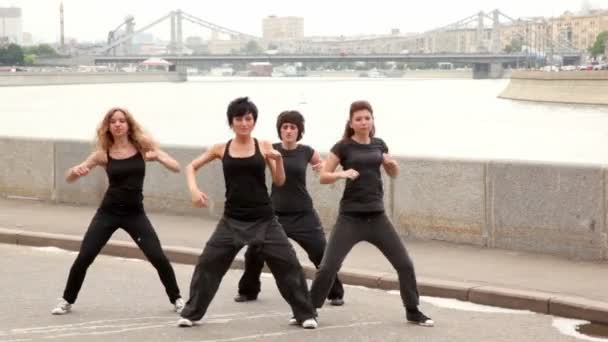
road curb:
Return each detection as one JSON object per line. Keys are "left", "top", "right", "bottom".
{"left": 2, "top": 228, "right": 608, "bottom": 325}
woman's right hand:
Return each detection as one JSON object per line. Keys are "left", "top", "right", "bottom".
{"left": 340, "top": 169, "right": 359, "bottom": 180}
{"left": 191, "top": 189, "right": 209, "bottom": 208}
{"left": 71, "top": 165, "right": 90, "bottom": 177}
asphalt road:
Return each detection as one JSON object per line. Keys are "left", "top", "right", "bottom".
{"left": 0, "top": 244, "right": 600, "bottom": 342}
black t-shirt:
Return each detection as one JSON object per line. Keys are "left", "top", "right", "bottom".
{"left": 271, "top": 143, "right": 314, "bottom": 213}
{"left": 331, "top": 137, "right": 388, "bottom": 214}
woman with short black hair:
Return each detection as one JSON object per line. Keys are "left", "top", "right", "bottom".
{"left": 235, "top": 110, "right": 345, "bottom": 306}
{"left": 177, "top": 97, "right": 317, "bottom": 329}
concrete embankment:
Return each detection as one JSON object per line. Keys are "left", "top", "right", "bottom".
{"left": 1, "top": 137, "right": 607, "bottom": 260}
{"left": 0, "top": 71, "right": 186, "bottom": 87}
{"left": 499, "top": 70, "right": 608, "bottom": 105}
{"left": 401, "top": 69, "right": 473, "bottom": 79}
{"left": 306, "top": 69, "right": 473, "bottom": 79}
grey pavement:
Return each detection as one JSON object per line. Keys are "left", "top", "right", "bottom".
{"left": 0, "top": 244, "right": 594, "bottom": 342}
{"left": 1, "top": 197, "right": 608, "bottom": 325}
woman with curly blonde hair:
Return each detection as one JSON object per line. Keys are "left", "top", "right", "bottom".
{"left": 51, "top": 107, "right": 185, "bottom": 315}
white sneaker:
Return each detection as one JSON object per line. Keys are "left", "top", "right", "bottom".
{"left": 51, "top": 298, "right": 71, "bottom": 315}
{"left": 301, "top": 318, "right": 318, "bottom": 329}
{"left": 174, "top": 298, "right": 185, "bottom": 314}
{"left": 177, "top": 318, "right": 193, "bottom": 327}
{"left": 288, "top": 317, "right": 299, "bottom": 325}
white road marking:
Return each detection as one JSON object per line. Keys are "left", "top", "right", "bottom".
{"left": 185, "top": 321, "right": 384, "bottom": 342}
{"left": 552, "top": 318, "right": 608, "bottom": 342}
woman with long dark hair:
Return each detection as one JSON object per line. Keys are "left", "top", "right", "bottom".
{"left": 310, "top": 100, "right": 434, "bottom": 327}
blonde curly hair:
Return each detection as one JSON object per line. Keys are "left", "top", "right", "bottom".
{"left": 95, "top": 107, "right": 158, "bottom": 153}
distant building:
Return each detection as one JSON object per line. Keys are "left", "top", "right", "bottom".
{"left": 21, "top": 32, "right": 33, "bottom": 46}
{"left": 208, "top": 39, "right": 248, "bottom": 54}
{"left": 185, "top": 36, "right": 204, "bottom": 47}
{"left": 262, "top": 16, "right": 303, "bottom": 41}
{"left": 498, "top": 10, "right": 608, "bottom": 53}
{"left": 134, "top": 32, "right": 155, "bottom": 44}
{"left": 185, "top": 36, "right": 208, "bottom": 54}
{"left": 549, "top": 10, "right": 608, "bottom": 52}
{"left": 0, "top": 7, "right": 22, "bottom": 45}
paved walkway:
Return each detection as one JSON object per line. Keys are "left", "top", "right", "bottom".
{"left": 1, "top": 197, "right": 607, "bottom": 324}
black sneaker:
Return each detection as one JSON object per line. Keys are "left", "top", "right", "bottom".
{"left": 406, "top": 309, "right": 434, "bottom": 327}
{"left": 233, "top": 294, "right": 257, "bottom": 302}
{"left": 329, "top": 298, "right": 344, "bottom": 306}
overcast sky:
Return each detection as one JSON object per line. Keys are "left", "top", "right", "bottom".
{"left": 2, "top": 0, "right": 608, "bottom": 43}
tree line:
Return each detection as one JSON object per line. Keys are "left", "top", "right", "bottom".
{"left": 0, "top": 44, "right": 59, "bottom": 66}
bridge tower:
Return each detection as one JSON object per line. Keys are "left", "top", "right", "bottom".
{"left": 476, "top": 11, "right": 485, "bottom": 52}
{"left": 176, "top": 9, "right": 183, "bottom": 55}
{"left": 490, "top": 9, "right": 501, "bottom": 53}
{"left": 124, "top": 16, "right": 135, "bottom": 55}
{"left": 170, "top": 12, "right": 176, "bottom": 54}
{"left": 169, "top": 10, "right": 184, "bottom": 55}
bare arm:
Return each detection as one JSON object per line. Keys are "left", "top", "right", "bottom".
{"left": 382, "top": 153, "right": 400, "bottom": 178}
{"left": 144, "top": 149, "right": 181, "bottom": 173}
{"left": 261, "top": 140, "right": 285, "bottom": 186}
{"left": 319, "top": 152, "right": 359, "bottom": 184}
{"left": 65, "top": 151, "right": 105, "bottom": 183}
{"left": 309, "top": 150, "right": 323, "bottom": 172}
{"left": 185, "top": 144, "right": 223, "bottom": 208}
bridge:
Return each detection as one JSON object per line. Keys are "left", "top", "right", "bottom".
{"left": 95, "top": 53, "right": 549, "bottom": 64}
{"left": 94, "top": 52, "right": 582, "bottom": 79}
{"left": 98, "top": 9, "right": 579, "bottom": 56}
{"left": 90, "top": 8, "right": 582, "bottom": 79}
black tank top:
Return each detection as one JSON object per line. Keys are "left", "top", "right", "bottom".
{"left": 100, "top": 151, "right": 145, "bottom": 214}
{"left": 222, "top": 139, "right": 273, "bottom": 220}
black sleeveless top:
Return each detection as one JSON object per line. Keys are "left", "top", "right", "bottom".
{"left": 100, "top": 151, "right": 145, "bottom": 214}
{"left": 222, "top": 139, "right": 273, "bottom": 220}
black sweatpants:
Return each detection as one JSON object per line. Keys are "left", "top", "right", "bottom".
{"left": 180, "top": 216, "right": 315, "bottom": 322}
{"left": 62, "top": 209, "right": 181, "bottom": 304}
{"left": 310, "top": 212, "right": 419, "bottom": 309}
{"left": 238, "top": 225, "right": 344, "bottom": 300}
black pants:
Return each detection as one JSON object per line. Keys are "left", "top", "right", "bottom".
{"left": 310, "top": 212, "right": 419, "bottom": 308}
{"left": 180, "top": 216, "right": 315, "bottom": 322}
{"left": 238, "top": 225, "right": 344, "bottom": 300}
{"left": 62, "top": 209, "right": 181, "bottom": 304}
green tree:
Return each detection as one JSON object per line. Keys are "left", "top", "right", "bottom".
{"left": 0, "top": 43, "right": 24, "bottom": 65}
{"left": 243, "top": 40, "right": 262, "bottom": 54}
{"left": 36, "top": 44, "right": 59, "bottom": 56}
{"left": 24, "top": 54, "right": 36, "bottom": 65}
{"left": 23, "top": 44, "right": 59, "bottom": 57}
{"left": 590, "top": 31, "right": 608, "bottom": 57}
{"left": 504, "top": 37, "right": 523, "bottom": 53}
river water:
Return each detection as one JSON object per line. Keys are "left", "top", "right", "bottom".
{"left": 2, "top": 76, "right": 607, "bottom": 164}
